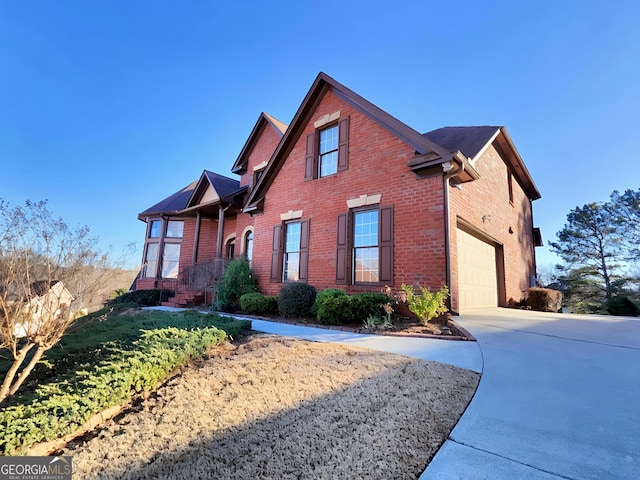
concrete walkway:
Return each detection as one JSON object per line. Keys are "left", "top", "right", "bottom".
{"left": 250, "top": 318, "right": 483, "bottom": 373}
{"left": 421, "top": 308, "right": 640, "bottom": 480}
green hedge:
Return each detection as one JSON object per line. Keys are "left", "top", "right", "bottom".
{"left": 239, "top": 292, "right": 279, "bottom": 315}
{"left": 0, "top": 310, "right": 250, "bottom": 455}
{"left": 316, "top": 290, "right": 389, "bottom": 325}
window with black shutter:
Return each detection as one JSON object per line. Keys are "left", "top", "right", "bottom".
{"left": 336, "top": 205, "right": 393, "bottom": 285}
{"left": 270, "top": 219, "right": 310, "bottom": 283}
{"left": 305, "top": 116, "right": 349, "bottom": 180}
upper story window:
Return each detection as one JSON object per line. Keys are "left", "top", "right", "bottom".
{"left": 149, "top": 220, "right": 162, "bottom": 238}
{"left": 305, "top": 116, "right": 349, "bottom": 181}
{"left": 319, "top": 124, "right": 339, "bottom": 177}
{"left": 507, "top": 171, "right": 514, "bottom": 205}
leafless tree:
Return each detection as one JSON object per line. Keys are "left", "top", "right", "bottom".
{"left": 0, "top": 199, "right": 116, "bottom": 403}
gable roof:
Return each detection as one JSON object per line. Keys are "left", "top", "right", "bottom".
{"left": 186, "top": 170, "right": 242, "bottom": 208}
{"left": 231, "top": 112, "right": 288, "bottom": 174}
{"left": 424, "top": 126, "right": 501, "bottom": 161}
{"left": 244, "top": 72, "right": 453, "bottom": 212}
{"left": 424, "top": 126, "right": 540, "bottom": 200}
{"left": 138, "top": 171, "right": 243, "bottom": 220}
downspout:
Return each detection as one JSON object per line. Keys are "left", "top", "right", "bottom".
{"left": 442, "top": 160, "right": 464, "bottom": 314}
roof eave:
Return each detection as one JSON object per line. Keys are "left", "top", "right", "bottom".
{"left": 496, "top": 128, "right": 542, "bottom": 201}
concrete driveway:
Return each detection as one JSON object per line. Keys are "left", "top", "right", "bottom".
{"left": 421, "top": 308, "right": 640, "bottom": 480}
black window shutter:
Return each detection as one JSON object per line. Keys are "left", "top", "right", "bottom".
{"left": 379, "top": 205, "right": 393, "bottom": 284}
{"left": 338, "top": 116, "right": 349, "bottom": 171}
{"left": 299, "top": 219, "right": 310, "bottom": 282}
{"left": 336, "top": 213, "right": 349, "bottom": 284}
{"left": 270, "top": 224, "right": 282, "bottom": 283}
{"left": 304, "top": 132, "right": 316, "bottom": 180}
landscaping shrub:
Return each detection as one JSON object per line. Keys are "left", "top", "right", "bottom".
{"left": 106, "top": 289, "right": 162, "bottom": 307}
{"left": 527, "top": 287, "right": 563, "bottom": 312}
{"left": 351, "top": 292, "right": 390, "bottom": 323}
{"left": 602, "top": 295, "right": 639, "bottom": 316}
{"left": 214, "top": 257, "right": 258, "bottom": 312}
{"left": 0, "top": 309, "right": 250, "bottom": 455}
{"left": 315, "top": 289, "right": 351, "bottom": 324}
{"left": 315, "top": 290, "right": 391, "bottom": 325}
{"left": 400, "top": 284, "right": 449, "bottom": 325}
{"left": 240, "top": 292, "right": 279, "bottom": 315}
{"left": 278, "top": 282, "right": 317, "bottom": 318}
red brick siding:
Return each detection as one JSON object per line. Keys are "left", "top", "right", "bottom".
{"left": 449, "top": 143, "right": 535, "bottom": 311}
{"left": 251, "top": 89, "right": 448, "bottom": 296}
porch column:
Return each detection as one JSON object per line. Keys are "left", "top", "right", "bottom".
{"left": 216, "top": 204, "right": 225, "bottom": 259}
{"left": 192, "top": 211, "right": 201, "bottom": 266}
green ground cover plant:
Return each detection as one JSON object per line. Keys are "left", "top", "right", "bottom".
{"left": 0, "top": 307, "right": 250, "bottom": 455}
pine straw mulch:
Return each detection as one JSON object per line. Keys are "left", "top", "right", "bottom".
{"left": 247, "top": 312, "right": 474, "bottom": 340}
{"left": 60, "top": 333, "right": 479, "bottom": 480}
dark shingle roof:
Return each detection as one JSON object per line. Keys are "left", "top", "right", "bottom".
{"left": 423, "top": 126, "right": 501, "bottom": 160}
{"left": 138, "top": 181, "right": 197, "bottom": 217}
{"left": 202, "top": 170, "right": 241, "bottom": 200}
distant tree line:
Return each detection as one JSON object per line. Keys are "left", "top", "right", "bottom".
{"left": 546, "top": 188, "right": 640, "bottom": 315}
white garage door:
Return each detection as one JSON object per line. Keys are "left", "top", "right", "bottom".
{"left": 457, "top": 228, "right": 498, "bottom": 310}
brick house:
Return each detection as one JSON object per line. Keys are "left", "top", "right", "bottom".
{"left": 135, "top": 73, "right": 541, "bottom": 313}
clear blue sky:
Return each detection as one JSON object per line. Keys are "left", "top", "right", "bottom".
{"left": 1, "top": 1, "right": 639, "bottom": 271}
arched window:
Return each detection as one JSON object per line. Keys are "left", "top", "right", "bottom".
{"left": 245, "top": 231, "right": 254, "bottom": 262}
{"left": 226, "top": 238, "right": 236, "bottom": 259}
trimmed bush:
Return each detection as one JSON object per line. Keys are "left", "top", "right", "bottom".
{"left": 278, "top": 282, "right": 317, "bottom": 318}
{"left": 602, "top": 295, "right": 639, "bottom": 316}
{"left": 240, "top": 292, "right": 279, "bottom": 315}
{"left": 214, "top": 257, "right": 258, "bottom": 312}
{"left": 316, "top": 289, "right": 351, "bottom": 325}
{"left": 351, "top": 292, "right": 390, "bottom": 322}
{"left": 315, "top": 290, "right": 390, "bottom": 325}
{"left": 527, "top": 287, "right": 563, "bottom": 312}
{"left": 106, "top": 289, "right": 162, "bottom": 307}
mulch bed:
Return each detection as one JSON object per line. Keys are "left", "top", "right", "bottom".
{"left": 232, "top": 312, "right": 475, "bottom": 341}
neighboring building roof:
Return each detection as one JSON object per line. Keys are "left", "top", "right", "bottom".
{"left": 231, "top": 112, "right": 288, "bottom": 174}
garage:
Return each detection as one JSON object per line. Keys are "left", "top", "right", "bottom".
{"left": 457, "top": 228, "right": 499, "bottom": 310}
